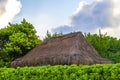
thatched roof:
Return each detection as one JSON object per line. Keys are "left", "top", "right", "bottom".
{"left": 11, "top": 32, "right": 113, "bottom": 67}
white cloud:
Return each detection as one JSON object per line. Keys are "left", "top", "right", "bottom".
{"left": 70, "top": 0, "right": 120, "bottom": 37}
{"left": 53, "top": 0, "right": 120, "bottom": 38}
{"left": 0, "top": 0, "right": 22, "bottom": 28}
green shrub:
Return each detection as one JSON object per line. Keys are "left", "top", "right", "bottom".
{"left": 85, "top": 31, "right": 120, "bottom": 63}
{"left": 0, "top": 19, "right": 41, "bottom": 67}
{"left": 0, "top": 64, "right": 120, "bottom": 80}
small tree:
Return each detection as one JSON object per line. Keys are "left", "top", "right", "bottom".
{"left": 85, "top": 30, "right": 120, "bottom": 63}
{"left": 44, "top": 30, "right": 63, "bottom": 41}
{"left": 0, "top": 19, "right": 41, "bottom": 67}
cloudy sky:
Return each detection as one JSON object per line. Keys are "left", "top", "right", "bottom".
{"left": 0, "top": 0, "right": 120, "bottom": 38}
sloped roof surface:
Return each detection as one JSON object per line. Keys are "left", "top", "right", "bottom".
{"left": 11, "top": 32, "right": 113, "bottom": 67}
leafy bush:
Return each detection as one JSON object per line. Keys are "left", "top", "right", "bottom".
{"left": 0, "top": 64, "right": 120, "bottom": 80}
{"left": 0, "top": 19, "right": 41, "bottom": 67}
{"left": 85, "top": 30, "right": 120, "bottom": 63}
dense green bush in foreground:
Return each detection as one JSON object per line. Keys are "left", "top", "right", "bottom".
{"left": 0, "top": 64, "right": 120, "bottom": 80}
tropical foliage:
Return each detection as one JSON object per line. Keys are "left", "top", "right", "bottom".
{"left": 85, "top": 30, "right": 120, "bottom": 63}
{"left": 1, "top": 64, "right": 120, "bottom": 80}
{"left": 0, "top": 19, "right": 41, "bottom": 67}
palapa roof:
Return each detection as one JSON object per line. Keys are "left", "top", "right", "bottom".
{"left": 11, "top": 32, "right": 113, "bottom": 67}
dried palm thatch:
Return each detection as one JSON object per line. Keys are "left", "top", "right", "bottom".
{"left": 11, "top": 32, "right": 113, "bottom": 67}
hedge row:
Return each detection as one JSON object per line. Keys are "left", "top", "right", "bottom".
{"left": 0, "top": 64, "right": 120, "bottom": 80}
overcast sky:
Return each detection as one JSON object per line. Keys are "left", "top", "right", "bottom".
{"left": 0, "top": 0, "right": 120, "bottom": 38}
